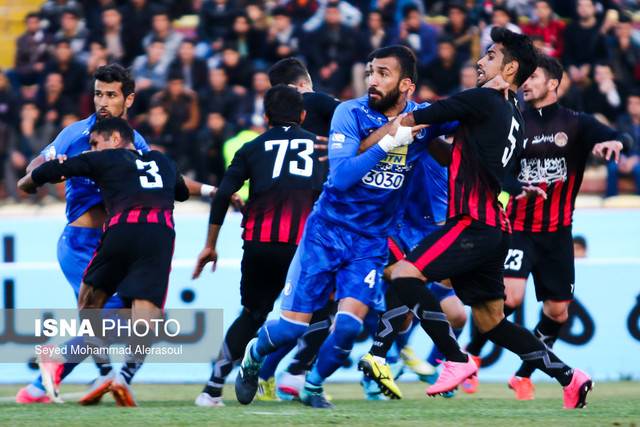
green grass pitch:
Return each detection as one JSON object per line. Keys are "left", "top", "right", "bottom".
{"left": 1, "top": 382, "right": 639, "bottom": 426}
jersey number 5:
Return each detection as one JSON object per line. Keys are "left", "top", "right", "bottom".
{"left": 502, "top": 117, "right": 520, "bottom": 167}
{"left": 265, "top": 139, "right": 313, "bottom": 178}
{"left": 136, "top": 159, "right": 164, "bottom": 189}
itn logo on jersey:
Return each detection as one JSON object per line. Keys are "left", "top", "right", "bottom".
{"left": 382, "top": 145, "right": 408, "bottom": 166}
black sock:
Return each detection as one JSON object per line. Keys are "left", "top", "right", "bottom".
{"left": 369, "top": 285, "right": 409, "bottom": 359}
{"left": 466, "top": 305, "right": 515, "bottom": 356}
{"left": 96, "top": 362, "right": 113, "bottom": 377}
{"left": 515, "top": 313, "right": 565, "bottom": 378}
{"left": 288, "top": 302, "right": 335, "bottom": 375}
{"left": 393, "top": 278, "right": 467, "bottom": 363}
{"left": 203, "top": 308, "right": 265, "bottom": 397}
{"left": 120, "top": 362, "right": 142, "bottom": 384}
{"left": 485, "top": 318, "right": 573, "bottom": 386}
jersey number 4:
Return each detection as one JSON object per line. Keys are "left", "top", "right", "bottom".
{"left": 265, "top": 139, "right": 313, "bottom": 178}
{"left": 136, "top": 159, "right": 164, "bottom": 189}
{"left": 502, "top": 117, "right": 520, "bottom": 167}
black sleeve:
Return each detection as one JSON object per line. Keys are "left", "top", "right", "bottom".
{"left": 208, "top": 145, "right": 250, "bottom": 225}
{"left": 577, "top": 113, "right": 621, "bottom": 149}
{"left": 412, "top": 88, "right": 491, "bottom": 125}
{"left": 174, "top": 174, "right": 190, "bottom": 202}
{"left": 31, "top": 152, "right": 100, "bottom": 185}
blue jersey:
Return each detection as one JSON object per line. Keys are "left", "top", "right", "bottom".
{"left": 41, "top": 114, "right": 149, "bottom": 223}
{"left": 315, "top": 96, "right": 455, "bottom": 237}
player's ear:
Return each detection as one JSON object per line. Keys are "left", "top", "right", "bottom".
{"left": 399, "top": 78, "right": 413, "bottom": 93}
{"left": 124, "top": 93, "right": 135, "bottom": 110}
{"left": 548, "top": 78, "right": 559, "bottom": 93}
{"left": 503, "top": 60, "right": 519, "bottom": 84}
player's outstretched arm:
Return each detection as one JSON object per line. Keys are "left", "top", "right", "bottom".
{"left": 401, "top": 88, "right": 488, "bottom": 127}
{"left": 192, "top": 224, "right": 221, "bottom": 279}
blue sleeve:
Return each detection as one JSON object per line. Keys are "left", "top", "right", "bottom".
{"left": 328, "top": 102, "right": 387, "bottom": 190}
{"left": 133, "top": 130, "right": 150, "bottom": 152}
{"left": 40, "top": 121, "right": 82, "bottom": 157}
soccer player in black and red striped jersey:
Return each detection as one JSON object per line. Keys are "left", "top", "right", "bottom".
{"left": 18, "top": 117, "right": 190, "bottom": 406}
{"left": 387, "top": 28, "right": 593, "bottom": 409}
{"left": 495, "top": 55, "right": 621, "bottom": 400}
{"left": 192, "top": 84, "right": 322, "bottom": 407}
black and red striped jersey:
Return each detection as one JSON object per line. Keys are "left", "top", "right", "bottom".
{"left": 506, "top": 102, "right": 620, "bottom": 232}
{"left": 209, "top": 124, "right": 322, "bottom": 245}
{"left": 32, "top": 148, "right": 189, "bottom": 229}
{"left": 413, "top": 88, "right": 526, "bottom": 232}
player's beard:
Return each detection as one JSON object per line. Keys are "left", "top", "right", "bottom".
{"left": 368, "top": 85, "right": 401, "bottom": 114}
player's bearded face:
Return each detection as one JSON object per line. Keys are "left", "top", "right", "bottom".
{"left": 368, "top": 83, "right": 401, "bottom": 112}
{"left": 522, "top": 67, "right": 549, "bottom": 102}
{"left": 94, "top": 80, "right": 129, "bottom": 120}
{"left": 476, "top": 44, "right": 503, "bottom": 87}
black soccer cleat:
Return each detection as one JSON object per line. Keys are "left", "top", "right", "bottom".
{"left": 234, "top": 338, "right": 261, "bottom": 405}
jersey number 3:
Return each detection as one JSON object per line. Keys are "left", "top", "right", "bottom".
{"left": 502, "top": 117, "right": 520, "bottom": 167}
{"left": 265, "top": 139, "right": 313, "bottom": 178}
{"left": 136, "top": 159, "right": 164, "bottom": 189}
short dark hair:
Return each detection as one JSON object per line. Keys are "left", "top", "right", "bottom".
{"left": 90, "top": 117, "right": 134, "bottom": 144}
{"left": 94, "top": 63, "right": 135, "bottom": 98}
{"left": 573, "top": 235, "right": 587, "bottom": 250}
{"left": 25, "top": 12, "right": 40, "bottom": 21}
{"left": 490, "top": 27, "right": 537, "bottom": 87}
{"left": 268, "top": 58, "right": 310, "bottom": 86}
{"left": 264, "top": 84, "right": 304, "bottom": 125}
{"left": 537, "top": 54, "right": 563, "bottom": 85}
{"left": 367, "top": 45, "right": 418, "bottom": 83}
{"left": 402, "top": 4, "right": 420, "bottom": 19}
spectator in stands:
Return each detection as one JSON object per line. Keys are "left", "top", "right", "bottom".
{"left": 0, "top": 70, "right": 18, "bottom": 127}
{"left": 583, "top": 62, "right": 625, "bottom": 123}
{"left": 457, "top": 62, "right": 477, "bottom": 92}
{"left": 36, "top": 72, "right": 75, "bottom": 126}
{"left": 120, "top": 0, "right": 153, "bottom": 66}
{"left": 521, "top": 0, "right": 565, "bottom": 58}
{"left": 607, "top": 90, "right": 640, "bottom": 196}
{"left": 197, "top": 0, "right": 236, "bottom": 56}
{"left": 558, "top": 70, "right": 584, "bottom": 111}
{"left": 563, "top": 0, "right": 608, "bottom": 86}
{"left": 226, "top": 13, "right": 266, "bottom": 65}
{"left": 14, "top": 12, "right": 51, "bottom": 86}
{"left": 303, "top": 0, "right": 362, "bottom": 32}
{"left": 55, "top": 6, "right": 88, "bottom": 57}
{"left": 573, "top": 235, "right": 588, "bottom": 258}
{"left": 284, "top": 0, "right": 320, "bottom": 26}
{"left": 306, "top": 1, "right": 360, "bottom": 95}
{"left": 199, "top": 67, "right": 240, "bottom": 128}
{"left": 220, "top": 45, "right": 255, "bottom": 97}
{"left": 151, "top": 68, "right": 200, "bottom": 136}
{"left": 423, "top": 36, "right": 463, "bottom": 97}
{"left": 44, "top": 38, "right": 86, "bottom": 103}
{"left": 86, "top": 40, "right": 109, "bottom": 76}
{"left": 169, "top": 39, "right": 209, "bottom": 93}
{"left": 480, "top": 6, "right": 522, "bottom": 54}
{"left": 393, "top": 4, "right": 438, "bottom": 68}
{"left": 442, "top": 2, "right": 476, "bottom": 63}
{"left": 18, "top": 101, "right": 57, "bottom": 161}
{"left": 362, "top": 9, "right": 390, "bottom": 52}
{"left": 92, "top": 5, "right": 126, "bottom": 64}
{"left": 136, "top": 103, "right": 176, "bottom": 156}
{"left": 372, "top": 0, "right": 396, "bottom": 29}
{"left": 143, "top": 8, "right": 183, "bottom": 68}
{"left": 265, "top": 7, "right": 303, "bottom": 64}
{"left": 608, "top": 13, "right": 640, "bottom": 91}
{"left": 132, "top": 37, "right": 169, "bottom": 92}
{"left": 238, "top": 71, "right": 271, "bottom": 129}
{"left": 40, "top": 0, "right": 81, "bottom": 35}
{"left": 195, "top": 111, "right": 235, "bottom": 185}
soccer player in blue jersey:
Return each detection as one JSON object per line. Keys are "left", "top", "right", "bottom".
{"left": 15, "top": 64, "right": 212, "bottom": 406}
{"left": 234, "top": 46, "right": 468, "bottom": 409}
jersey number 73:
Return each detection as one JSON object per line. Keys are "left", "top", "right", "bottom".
{"left": 265, "top": 139, "right": 314, "bottom": 178}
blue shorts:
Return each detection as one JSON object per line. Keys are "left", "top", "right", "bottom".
{"left": 57, "top": 225, "right": 125, "bottom": 309}
{"left": 389, "top": 222, "right": 456, "bottom": 302}
{"left": 281, "top": 214, "right": 387, "bottom": 313}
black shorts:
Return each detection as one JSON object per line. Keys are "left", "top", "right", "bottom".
{"left": 83, "top": 223, "right": 175, "bottom": 308}
{"left": 240, "top": 241, "right": 297, "bottom": 313}
{"left": 503, "top": 228, "right": 575, "bottom": 302}
{"left": 405, "top": 216, "right": 509, "bottom": 306}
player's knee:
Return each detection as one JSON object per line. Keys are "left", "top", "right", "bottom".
{"left": 472, "top": 302, "right": 504, "bottom": 333}
{"left": 390, "top": 261, "right": 423, "bottom": 281}
{"left": 445, "top": 303, "right": 467, "bottom": 329}
{"left": 543, "top": 301, "right": 569, "bottom": 323}
{"left": 332, "top": 312, "right": 363, "bottom": 351}
{"left": 504, "top": 278, "right": 526, "bottom": 308}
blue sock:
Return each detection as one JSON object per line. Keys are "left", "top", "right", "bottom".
{"left": 386, "top": 342, "right": 400, "bottom": 364}
{"left": 306, "top": 312, "right": 362, "bottom": 386}
{"left": 253, "top": 317, "right": 308, "bottom": 361}
{"left": 427, "top": 327, "right": 463, "bottom": 366}
{"left": 32, "top": 376, "right": 45, "bottom": 391}
{"left": 259, "top": 342, "right": 295, "bottom": 380}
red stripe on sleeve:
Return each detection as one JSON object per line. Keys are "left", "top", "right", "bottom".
{"left": 412, "top": 216, "right": 472, "bottom": 271}
{"left": 548, "top": 181, "right": 564, "bottom": 232}
{"left": 562, "top": 174, "right": 576, "bottom": 227}
{"left": 278, "top": 203, "right": 293, "bottom": 243}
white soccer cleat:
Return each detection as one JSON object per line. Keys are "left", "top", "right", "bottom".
{"left": 277, "top": 371, "right": 306, "bottom": 399}
{"left": 195, "top": 392, "right": 225, "bottom": 407}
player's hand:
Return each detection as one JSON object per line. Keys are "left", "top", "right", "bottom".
{"left": 592, "top": 140, "right": 623, "bottom": 163}
{"left": 515, "top": 184, "right": 547, "bottom": 200}
{"left": 230, "top": 193, "right": 245, "bottom": 210}
{"left": 314, "top": 136, "right": 328, "bottom": 162}
{"left": 411, "top": 124, "right": 429, "bottom": 138}
{"left": 400, "top": 113, "right": 416, "bottom": 127}
{"left": 192, "top": 246, "right": 218, "bottom": 279}
{"left": 17, "top": 174, "right": 38, "bottom": 194}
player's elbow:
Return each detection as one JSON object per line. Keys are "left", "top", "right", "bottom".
{"left": 26, "top": 155, "right": 45, "bottom": 174}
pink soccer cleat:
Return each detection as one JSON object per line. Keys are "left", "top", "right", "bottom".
{"left": 563, "top": 369, "right": 593, "bottom": 409}
{"left": 508, "top": 376, "right": 535, "bottom": 400}
{"left": 15, "top": 386, "right": 52, "bottom": 404}
{"left": 426, "top": 356, "right": 478, "bottom": 396}
{"left": 461, "top": 355, "right": 481, "bottom": 394}
{"left": 38, "top": 345, "right": 65, "bottom": 403}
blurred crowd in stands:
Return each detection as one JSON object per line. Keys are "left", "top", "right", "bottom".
{"left": 0, "top": 0, "right": 639, "bottom": 201}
